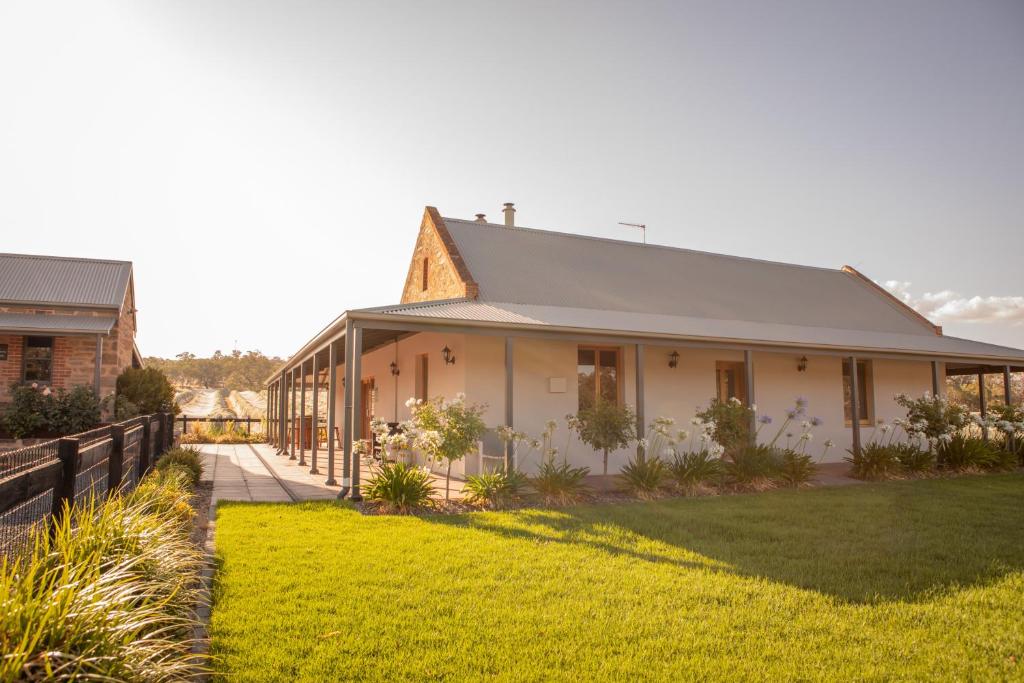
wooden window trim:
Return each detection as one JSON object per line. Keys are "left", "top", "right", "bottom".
{"left": 842, "top": 359, "right": 874, "bottom": 427}
{"left": 421, "top": 258, "right": 429, "bottom": 291}
{"left": 578, "top": 345, "right": 623, "bottom": 409}
{"left": 22, "top": 335, "right": 54, "bottom": 385}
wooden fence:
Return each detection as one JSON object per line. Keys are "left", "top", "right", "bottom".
{"left": 176, "top": 415, "right": 264, "bottom": 437}
{"left": 0, "top": 412, "right": 176, "bottom": 557}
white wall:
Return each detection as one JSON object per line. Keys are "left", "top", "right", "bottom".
{"left": 332, "top": 330, "right": 938, "bottom": 474}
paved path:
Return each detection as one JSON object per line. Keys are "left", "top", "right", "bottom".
{"left": 199, "top": 444, "right": 293, "bottom": 504}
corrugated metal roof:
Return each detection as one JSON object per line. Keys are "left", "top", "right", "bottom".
{"left": 0, "top": 312, "right": 116, "bottom": 334}
{"left": 0, "top": 253, "right": 132, "bottom": 308}
{"left": 365, "top": 299, "right": 1024, "bottom": 363}
{"left": 441, "top": 219, "right": 933, "bottom": 336}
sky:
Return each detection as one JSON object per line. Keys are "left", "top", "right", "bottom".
{"left": 1, "top": 0, "right": 1022, "bottom": 358}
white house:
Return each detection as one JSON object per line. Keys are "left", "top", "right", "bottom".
{"left": 265, "top": 205, "right": 1024, "bottom": 499}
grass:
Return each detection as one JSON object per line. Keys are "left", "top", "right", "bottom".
{"left": 210, "top": 474, "right": 1024, "bottom": 681}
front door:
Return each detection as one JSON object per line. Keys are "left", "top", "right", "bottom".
{"left": 360, "top": 378, "right": 375, "bottom": 441}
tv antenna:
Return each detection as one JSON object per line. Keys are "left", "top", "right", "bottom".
{"left": 618, "top": 221, "right": 646, "bottom": 244}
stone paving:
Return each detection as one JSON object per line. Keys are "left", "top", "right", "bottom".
{"left": 199, "top": 443, "right": 293, "bottom": 504}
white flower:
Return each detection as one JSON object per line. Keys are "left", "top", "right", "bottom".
{"left": 42, "top": 387, "right": 51, "bottom": 396}
{"left": 690, "top": 417, "right": 703, "bottom": 426}
{"left": 31, "top": 382, "right": 38, "bottom": 389}
{"left": 879, "top": 424, "right": 891, "bottom": 433}
{"left": 637, "top": 438, "right": 649, "bottom": 449}
{"left": 676, "top": 430, "right": 689, "bottom": 442}
{"left": 729, "top": 396, "right": 742, "bottom": 406}
{"left": 824, "top": 439, "right": 835, "bottom": 448}
{"left": 750, "top": 403, "right": 757, "bottom": 412}
{"left": 800, "top": 420, "right": 811, "bottom": 429}
{"left": 800, "top": 432, "right": 813, "bottom": 442}
{"left": 405, "top": 397, "right": 417, "bottom": 408}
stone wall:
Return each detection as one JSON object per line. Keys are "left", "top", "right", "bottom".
{"left": 400, "top": 207, "right": 479, "bottom": 304}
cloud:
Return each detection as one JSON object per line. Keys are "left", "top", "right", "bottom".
{"left": 883, "top": 281, "right": 1024, "bottom": 325}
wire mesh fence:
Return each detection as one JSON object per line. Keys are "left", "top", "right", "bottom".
{"left": 0, "top": 412, "right": 174, "bottom": 559}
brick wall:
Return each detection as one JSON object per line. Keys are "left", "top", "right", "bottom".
{"left": 0, "top": 299, "right": 137, "bottom": 407}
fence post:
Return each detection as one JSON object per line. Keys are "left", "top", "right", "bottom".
{"left": 182, "top": 415, "right": 188, "bottom": 439}
{"left": 246, "top": 416, "right": 252, "bottom": 435}
{"left": 50, "top": 437, "right": 80, "bottom": 532}
{"left": 164, "top": 412, "right": 174, "bottom": 451}
{"left": 107, "top": 424, "right": 125, "bottom": 497}
{"left": 139, "top": 417, "right": 152, "bottom": 478}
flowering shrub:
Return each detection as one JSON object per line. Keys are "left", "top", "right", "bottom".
{"left": 695, "top": 398, "right": 751, "bottom": 456}
{"left": 895, "top": 393, "right": 969, "bottom": 441}
{"left": 407, "top": 394, "right": 488, "bottom": 500}
{"left": 530, "top": 460, "right": 590, "bottom": 506}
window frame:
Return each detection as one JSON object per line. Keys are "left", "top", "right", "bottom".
{"left": 577, "top": 345, "right": 623, "bottom": 410}
{"left": 22, "top": 335, "right": 55, "bottom": 384}
{"left": 842, "top": 359, "right": 874, "bottom": 426}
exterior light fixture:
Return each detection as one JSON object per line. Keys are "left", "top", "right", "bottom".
{"left": 668, "top": 350, "right": 680, "bottom": 369}
{"left": 441, "top": 345, "right": 456, "bottom": 366}
{"left": 797, "top": 356, "right": 808, "bottom": 372}
{"left": 389, "top": 361, "right": 400, "bottom": 376}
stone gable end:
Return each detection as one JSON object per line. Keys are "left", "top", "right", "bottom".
{"left": 400, "top": 208, "right": 479, "bottom": 304}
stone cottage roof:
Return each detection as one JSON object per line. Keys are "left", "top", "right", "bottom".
{"left": 0, "top": 253, "right": 133, "bottom": 309}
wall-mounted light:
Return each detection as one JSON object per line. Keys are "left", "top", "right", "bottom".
{"left": 797, "top": 356, "right": 808, "bottom": 373}
{"left": 668, "top": 350, "right": 680, "bottom": 369}
{"left": 389, "top": 361, "right": 400, "bottom": 376}
{"left": 441, "top": 345, "right": 456, "bottom": 366}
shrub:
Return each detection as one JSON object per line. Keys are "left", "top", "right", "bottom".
{"left": 115, "top": 367, "right": 177, "bottom": 417}
{"left": 410, "top": 395, "right": 489, "bottom": 500}
{"left": 892, "top": 443, "right": 935, "bottom": 474}
{"left": 722, "top": 444, "right": 776, "bottom": 490}
{"left": 464, "top": 467, "right": 529, "bottom": 509}
{"left": 154, "top": 446, "right": 203, "bottom": 487}
{"left": 179, "top": 421, "right": 262, "bottom": 444}
{"left": 0, "top": 480, "right": 203, "bottom": 680}
{"left": 936, "top": 435, "right": 998, "bottom": 471}
{"left": 696, "top": 398, "right": 752, "bottom": 456}
{"left": 571, "top": 399, "right": 636, "bottom": 475}
{"left": 50, "top": 386, "right": 103, "bottom": 435}
{"left": 530, "top": 460, "right": 591, "bottom": 506}
{"left": 845, "top": 443, "right": 901, "bottom": 480}
{"left": 895, "top": 393, "right": 969, "bottom": 440}
{"left": 364, "top": 461, "right": 435, "bottom": 513}
{"left": 619, "top": 456, "right": 667, "bottom": 497}
{"left": 2, "top": 384, "right": 49, "bottom": 437}
{"left": 772, "top": 449, "right": 817, "bottom": 488}
{"left": 668, "top": 449, "right": 722, "bottom": 494}
{"left": 986, "top": 448, "right": 1018, "bottom": 472}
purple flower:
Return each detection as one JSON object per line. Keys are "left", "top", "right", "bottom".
{"left": 811, "top": 416, "right": 823, "bottom": 427}
{"left": 758, "top": 415, "right": 773, "bottom": 424}
{"left": 795, "top": 396, "right": 808, "bottom": 408}
{"left": 785, "top": 408, "right": 798, "bottom": 419}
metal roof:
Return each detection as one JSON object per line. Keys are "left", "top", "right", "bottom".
{"left": 0, "top": 253, "right": 132, "bottom": 309}
{"left": 441, "top": 219, "right": 934, "bottom": 336}
{"left": 363, "top": 298, "right": 1024, "bottom": 364}
{"left": 0, "top": 312, "right": 116, "bottom": 335}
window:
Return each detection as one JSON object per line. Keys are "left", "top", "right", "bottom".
{"left": 421, "top": 258, "right": 429, "bottom": 291}
{"left": 415, "top": 353, "right": 429, "bottom": 402}
{"left": 578, "top": 346, "right": 620, "bottom": 410}
{"left": 842, "top": 359, "right": 873, "bottom": 425}
{"left": 715, "top": 361, "right": 747, "bottom": 404}
{"left": 23, "top": 336, "right": 54, "bottom": 383}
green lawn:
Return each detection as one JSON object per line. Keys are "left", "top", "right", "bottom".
{"left": 210, "top": 474, "right": 1024, "bottom": 681}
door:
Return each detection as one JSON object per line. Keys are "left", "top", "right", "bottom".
{"left": 361, "top": 378, "right": 375, "bottom": 442}
{"left": 716, "top": 361, "right": 747, "bottom": 404}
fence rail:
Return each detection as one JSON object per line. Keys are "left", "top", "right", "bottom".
{"left": 176, "top": 415, "right": 265, "bottom": 437}
{"left": 0, "top": 412, "right": 176, "bottom": 557}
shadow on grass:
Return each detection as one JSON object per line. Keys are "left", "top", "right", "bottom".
{"left": 424, "top": 473, "right": 1024, "bottom": 604}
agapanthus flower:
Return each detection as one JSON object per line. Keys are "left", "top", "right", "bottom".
{"left": 810, "top": 416, "right": 823, "bottom": 427}
{"left": 758, "top": 415, "right": 773, "bottom": 424}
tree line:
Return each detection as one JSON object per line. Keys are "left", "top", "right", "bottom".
{"left": 144, "top": 350, "right": 282, "bottom": 391}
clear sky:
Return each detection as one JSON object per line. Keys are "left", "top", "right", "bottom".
{"left": 2, "top": 0, "right": 1022, "bottom": 358}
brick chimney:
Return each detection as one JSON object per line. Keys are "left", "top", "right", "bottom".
{"left": 503, "top": 202, "right": 515, "bottom": 227}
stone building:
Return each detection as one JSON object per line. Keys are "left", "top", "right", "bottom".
{"left": 0, "top": 253, "right": 142, "bottom": 408}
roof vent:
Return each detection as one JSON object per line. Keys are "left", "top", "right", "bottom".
{"left": 503, "top": 202, "right": 515, "bottom": 227}
{"left": 474, "top": 213, "right": 487, "bottom": 223}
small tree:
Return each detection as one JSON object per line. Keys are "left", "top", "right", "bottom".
{"left": 410, "top": 394, "right": 488, "bottom": 500}
{"left": 115, "top": 367, "right": 177, "bottom": 418}
{"left": 696, "top": 398, "right": 752, "bottom": 456}
{"left": 571, "top": 399, "right": 636, "bottom": 475}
